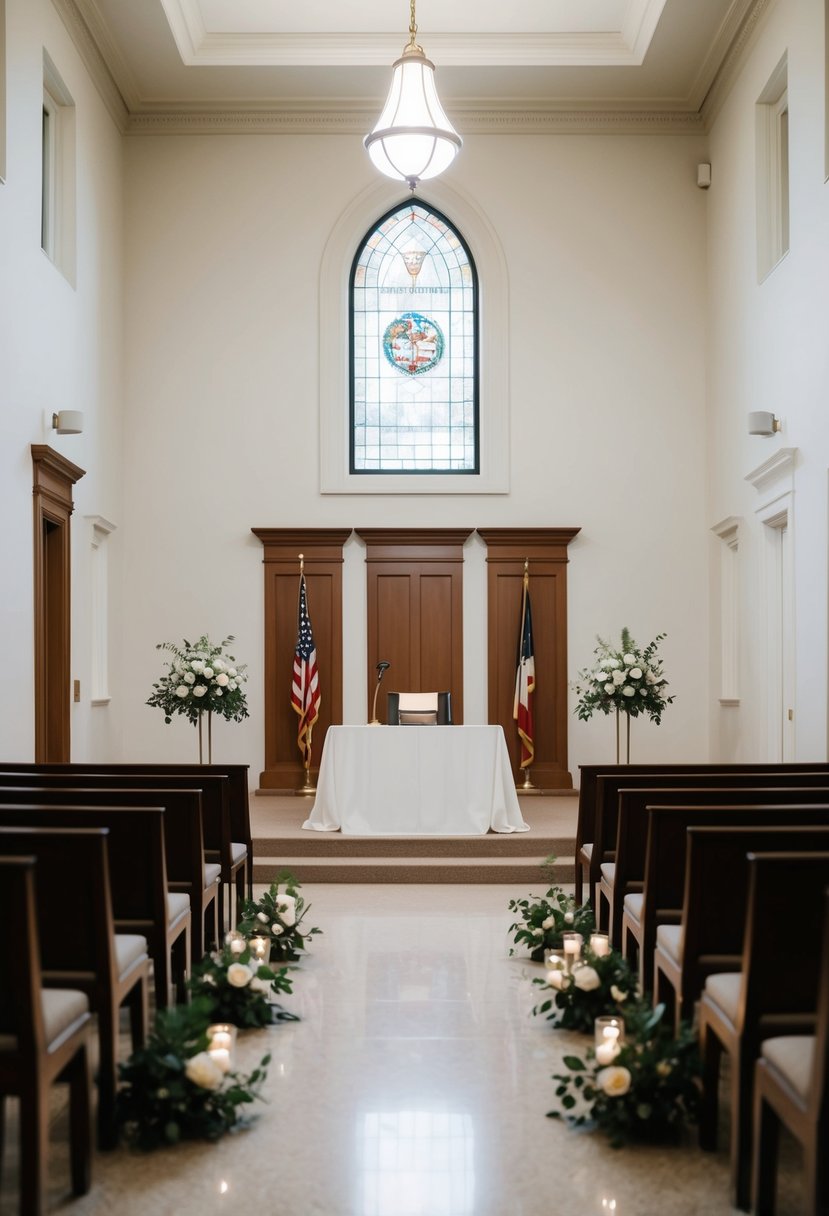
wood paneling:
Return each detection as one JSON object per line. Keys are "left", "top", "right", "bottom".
{"left": 31, "top": 446, "right": 85, "bottom": 763}
{"left": 478, "top": 528, "right": 580, "bottom": 789}
{"left": 357, "top": 528, "right": 473, "bottom": 725}
{"left": 251, "top": 529, "right": 350, "bottom": 790}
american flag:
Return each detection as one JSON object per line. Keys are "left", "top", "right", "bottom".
{"left": 513, "top": 574, "right": 535, "bottom": 769}
{"left": 291, "top": 574, "right": 320, "bottom": 765}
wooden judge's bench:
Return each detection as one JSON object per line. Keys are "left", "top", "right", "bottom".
{"left": 251, "top": 527, "right": 579, "bottom": 794}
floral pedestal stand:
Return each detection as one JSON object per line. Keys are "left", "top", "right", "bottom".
{"left": 198, "top": 711, "right": 212, "bottom": 764}
{"left": 615, "top": 709, "right": 631, "bottom": 764}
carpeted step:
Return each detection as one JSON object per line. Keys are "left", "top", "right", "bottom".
{"left": 253, "top": 854, "right": 575, "bottom": 885}
{"left": 254, "top": 832, "right": 573, "bottom": 858}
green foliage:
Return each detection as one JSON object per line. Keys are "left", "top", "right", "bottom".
{"left": 573, "top": 628, "right": 674, "bottom": 724}
{"left": 507, "top": 856, "right": 595, "bottom": 960}
{"left": 188, "top": 943, "right": 298, "bottom": 1028}
{"left": 117, "top": 998, "right": 271, "bottom": 1151}
{"left": 548, "top": 1002, "right": 701, "bottom": 1147}
{"left": 532, "top": 945, "right": 638, "bottom": 1033}
{"left": 147, "top": 634, "right": 249, "bottom": 726}
{"left": 237, "top": 871, "right": 322, "bottom": 963}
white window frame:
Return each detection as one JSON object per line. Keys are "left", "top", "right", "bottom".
{"left": 42, "top": 51, "right": 76, "bottom": 285}
{"left": 756, "top": 55, "right": 789, "bottom": 282}
{"left": 320, "top": 178, "right": 510, "bottom": 494}
{"left": 86, "top": 515, "right": 116, "bottom": 705}
{"left": 711, "top": 515, "right": 742, "bottom": 704}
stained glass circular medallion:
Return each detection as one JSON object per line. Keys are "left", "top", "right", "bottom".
{"left": 382, "top": 312, "right": 445, "bottom": 376}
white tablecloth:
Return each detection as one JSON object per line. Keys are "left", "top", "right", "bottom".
{"left": 302, "top": 725, "right": 529, "bottom": 836}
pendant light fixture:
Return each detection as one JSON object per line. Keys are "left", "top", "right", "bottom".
{"left": 364, "top": 0, "right": 462, "bottom": 191}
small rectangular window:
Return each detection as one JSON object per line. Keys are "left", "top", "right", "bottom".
{"left": 41, "top": 51, "right": 76, "bottom": 284}
{"left": 756, "top": 55, "right": 789, "bottom": 281}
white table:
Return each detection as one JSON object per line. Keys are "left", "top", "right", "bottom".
{"left": 302, "top": 725, "right": 529, "bottom": 836}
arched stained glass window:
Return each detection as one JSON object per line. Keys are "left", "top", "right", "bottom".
{"left": 350, "top": 202, "right": 479, "bottom": 474}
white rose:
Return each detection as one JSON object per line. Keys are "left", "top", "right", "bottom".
{"left": 228, "top": 667, "right": 237, "bottom": 678}
{"left": 546, "top": 969, "right": 566, "bottom": 990}
{"left": 623, "top": 653, "right": 636, "bottom": 666}
{"left": 277, "top": 895, "right": 297, "bottom": 926}
{"left": 272, "top": 924, "right": 284, "bottom": 936}
{"left": 227, "top": 963, "right": 253, "bottom": 988}
{"left": 622, "top": 686, "right": 635, "bottom": 697}
{"left": 604, "top": 684, "right": 614, "bottom": 694}
{"left": 193, "top": 685, "right": 207, "bottom": 697}
{"left": 564, "top": 910, "right": 574, "bottom": 924}
{"left": 228, "top": 680, "right": 237, "bottom": 690}
{"left": 185, "top": 1052, "right": 224, "bottom": 1090}
{"left": 213, "top": 687, "right": 223, "bottom": 696}
{"left": 213, "top": 659, "right": 225, "bottom": 672}
{"left": 190, "top": 660, "right": 204, "bottom": 673}
{"left": 541, "top": 916, "right": 554, "bottom": 931}
{"left": 203, "top": 666, "right": 214, "bottom": 679}
{"left": 532, "top": 928, "right": 544, "bottom": 938}
{"left": 640, "top": 689, "right": 647, "bottom": 696}
{"left": 573, "top": 965, "right": 601, "bottom": 991}
{"left": 606, "top": 659, "right": 620, "bottom": 669}
{"left": 257, "top": 911, "right": 269, "bottom": 923}
{"left": 249, "top": 975, "right": 271, "bottom": 995}
{"left": 646, "top": 672, "right": 656, "bottom": 684}
{"left": 176, "top": 685, "right": 189, "bottom": 698}
{"left": 594, "top": 671, "right": 608, "bottom": 682}
{"left": 612, "top": 671, "right": 625, "bottom": 686}
{"left": 630, "top": 667, "right": 642, "bottom": 679}
{"left": 597, "top": 1066, "right": 632, "bottom": 1097}
{"left": 216, "top": 673, "right": 229, "bottom": 686}
{"left": 610, "top": 984, "right": 628, "bottom": 1003}
{"left": 184, "top": 671, "right": 196, "bottom": 685}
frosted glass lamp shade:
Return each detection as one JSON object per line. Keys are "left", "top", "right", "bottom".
{"left": 365, "top": 47, "right": 461, "bottom": 190}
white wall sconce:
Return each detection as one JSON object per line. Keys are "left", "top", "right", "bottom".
{"left": 52, "top": 410, "right": 84, "bottom": 435}
{"left": 748, "top": 411, "right": 782, "bottom": 436}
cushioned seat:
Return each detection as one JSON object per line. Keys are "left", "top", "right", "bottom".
{"left": 204, "top": 861, "right": 222, "bottom": 886}
{"left": 167, "top": 890, "right": 191, "bottom": 925}
{"left": 580, "top": 842, "right": 593, "bottom": 860}
{"left": 623, "top": 892, "right": 643, "bottom": 921}
{"left": 599, "top": 861, "right": 615, "bottom": 882}
{"left": 231, "top": 841, "right": 247, "bottom": 863}
{"left": 114, "top": 934, "right": 148, "bottom": 980}
{"left": 760, "top": 1035, "right": 815, "bottom": 1101}
{"left": 656, "top": 923, "right": 683, "bottom": 962}
{"left": 41, "top": 989, "right": 90, "bottom": 1051}
{"left": 704, "top": 971, "right": 742, "bottom": 1022}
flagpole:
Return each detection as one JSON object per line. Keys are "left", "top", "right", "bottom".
{"left": 296, "top": 552, "right": 317, "bottom": 795}
{"left": 518, "top": 558, "right": 535, "bottom": 791}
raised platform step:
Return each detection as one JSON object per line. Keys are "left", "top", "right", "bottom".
{"left": 253, "top": 854, "right": 576, "bottom": 885}
{"left": 255, "top": 832, "right": 572, "bottom": 858}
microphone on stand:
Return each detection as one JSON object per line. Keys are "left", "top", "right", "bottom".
{"left": 370, "top": 661, "right": 391, "bottom": 725}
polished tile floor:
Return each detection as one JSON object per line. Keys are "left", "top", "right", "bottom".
{"left": 1, "top": 884, "right": 805, "bottom": 1215}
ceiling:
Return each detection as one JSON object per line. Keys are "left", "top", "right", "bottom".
{"left": 56, "top": 0, "right": 767, "bottom": 130}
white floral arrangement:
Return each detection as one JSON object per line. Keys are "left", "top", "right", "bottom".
{"left": 573, "top": 627, "right": 674, "bottom": 724}
{"left": 147, "top": 634, "right": 249, "bottom": 726}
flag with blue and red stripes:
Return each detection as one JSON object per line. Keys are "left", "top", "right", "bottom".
{"left": 513, "top": 575, "right": 535, "bottom": 769}
{"left": 291, "top": 574, "right": 320, "bottom": 764}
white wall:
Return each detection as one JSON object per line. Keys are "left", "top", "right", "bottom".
{"left": 706, "top": 0, "right": 829, "bottom": 761}
{"left": 120, "top": 127, "right": 710, "bottom": 776}
{"left": 0, "top": 0, "right": 124, "bottom": 761}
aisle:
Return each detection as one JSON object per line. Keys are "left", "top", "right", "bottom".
{"left": 20, "top": 885, "right": 790, "bottom": 1215}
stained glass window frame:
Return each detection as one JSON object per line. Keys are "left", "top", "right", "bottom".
{"left": 349, "top": 201, "right": 480, "bottom": 477}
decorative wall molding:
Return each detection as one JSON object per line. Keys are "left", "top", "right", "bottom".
{"left": 745, "top": 447, "right": 797, "bottom": 499}
{"left": 124, "top": 106, "right": 705, "bottom": 137}
{"left": 700, "top": 0, "right": 774, "bottom": 129}
{"left": 50, "top": 0, "right": 130, "bottom": 132}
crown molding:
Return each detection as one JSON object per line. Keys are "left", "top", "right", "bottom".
{"left": 50, "top": 0, "right": 130, "bottom": 131}
{"left": 701, "top": 0, "right": 774, "bottom": 128}
{"left": 744, "top": 446, "right": 797, "bottom": 497}
{"left": 125, "top": 106, "right": 705, "bottom": 137}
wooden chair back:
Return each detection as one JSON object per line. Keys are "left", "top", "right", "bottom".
{"left": 0, "top": 856, "right": 45, "bottom": 1055}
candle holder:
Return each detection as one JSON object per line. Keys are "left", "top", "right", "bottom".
{"left": 589, "top": 932, "right": 611, "bottom": 958}
{"left": 207, "top": 1023, "right": 237, "bottom": 1073}
{"left": 561, "top": 932, "right": 584, "bottom": 973}
{"left": 594, "top": 1016, "right": 624, "bottom": 1065}
{"left": 544, "top": 951, "right": 568, "bottom": 990}
{"left": 225, "top": 930, "right": 247, "bottom": 957}
{"left": 248, "top": 933, "right": 270, "bottom": 965}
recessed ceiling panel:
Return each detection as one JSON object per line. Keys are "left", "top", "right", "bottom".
{"left": 160, "top": 0, "right": 670, "bottom": 66}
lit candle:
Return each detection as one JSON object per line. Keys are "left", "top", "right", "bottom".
{"left": 589, "top": 932, "right": 610, "bottom": 958}
{"left": 544, "top": 951, "right": 564, "bottom": 970}
{"left": 594, "top": 1017, "right": 623, "bottom": 1063}
{"left": 250, "top": 935, "right": 269, "bottom": 962}
{"left": 209, "top": 1047, "right": 232, "bottom": 1073}
{"left": 207, "top": 1023, "right": 236, "bottom": 1073}
{"left": 561, "top": 932, "right": 583, "bottom": 971}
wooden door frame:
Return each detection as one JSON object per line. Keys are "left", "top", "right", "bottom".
{"left": 31, "top": 445, "right": 85, "bottom": 762}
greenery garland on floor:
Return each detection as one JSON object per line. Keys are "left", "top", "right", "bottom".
{"left": 507, "top": 856, "right": 594, "bottom": 961}
{"left": 237, "top": 871, "right": 322, "bottom": 963}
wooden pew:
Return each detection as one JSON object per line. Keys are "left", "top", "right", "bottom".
{"left": 0, "top": 826, "right": 151, "bottom": 1149}
{"left": 0, "top": 856, "right": 93, "bottom": 1215}
{"left": 582, "top": 767, "right": 829, "bottom": 912}
{"left": 0, "top": 782, "right": 219, "bottom": 961}
{"left": 0, "top": 761, "right": 252, "bottom": 903}
{"left": 620, "top": 804, "right": 829, "bottom": 993}
{"left": 601, "top": 783, "right": 829, "bottom": 945}
{"left": 653, "top": 823, "right": 829, "bottom": 1030}
{"left": 753, "top": 887, "right": 829, "bottom": 1216}
{"left": 699, "top": 851, "right": 829, "bottom": 1210}
{"left": 0, "top": 805, "right": 190, "bottom": 1008}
